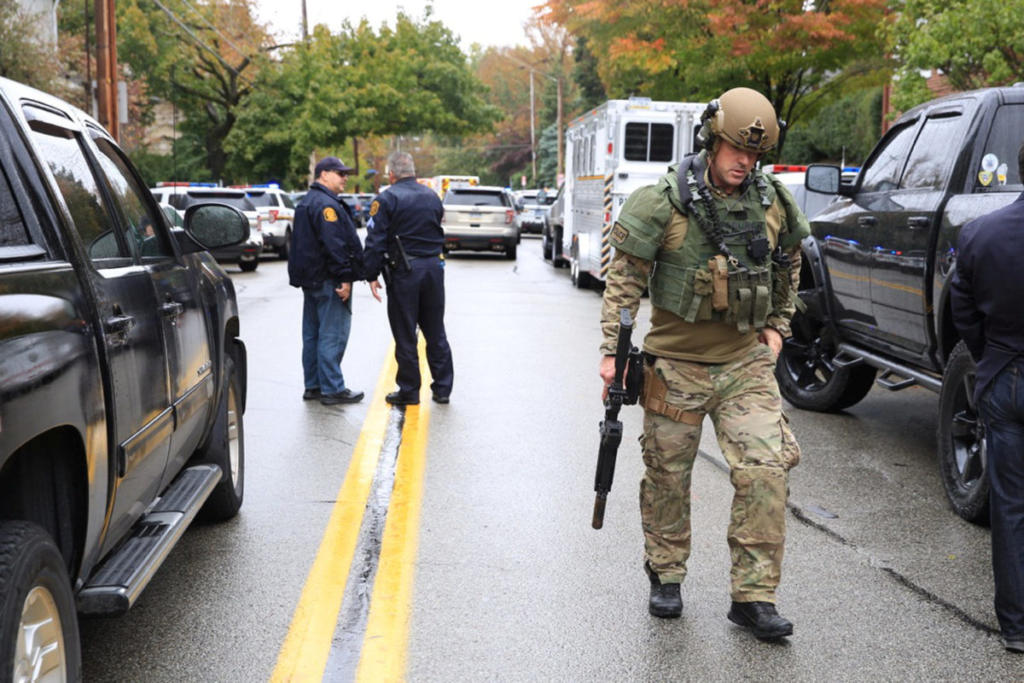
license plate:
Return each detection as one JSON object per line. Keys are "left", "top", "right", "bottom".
{"left": 490, "top": 244, "right": 504, "bottom": 251}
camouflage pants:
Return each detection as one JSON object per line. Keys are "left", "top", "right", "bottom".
{"left": 639, "top": 344, "right": 800, "bottom": 603}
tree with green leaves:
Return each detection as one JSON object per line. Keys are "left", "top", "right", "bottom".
{"left": 1, "top": 0, "right": 61, "bottom": 90}
{"left": 886, "top": 0, "right": 1024, "bottom": 111}
{"left": 225, "top": 14, "right": 501, "bottom": 186}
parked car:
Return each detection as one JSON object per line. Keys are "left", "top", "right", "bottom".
{"left": 541, "top": 183, "right": 567, "bottom": 267}
{"left": 515, "top": 189, "right": 556, "bottom": 234}
{"left": 0, "top": 75, "right": 250, "bottom": 680}
{"left": 289, "top": 190, "right": 307, "bottom": 205}
{"left": 441, "top": 185, "right": 519, "bottom": 259}
{"left": 150, "top": 185, "right": 263, "bottom": 271}
{"left": 242, "top": 185, "right": 295, "bottom": 259}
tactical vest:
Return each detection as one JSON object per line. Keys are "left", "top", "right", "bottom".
{"left": 649, "top": 157, "right": 780, "bottom": 334}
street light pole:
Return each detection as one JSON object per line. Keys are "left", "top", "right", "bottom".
{"left": 529, "top": 70, "right": 536, "bottom": 183}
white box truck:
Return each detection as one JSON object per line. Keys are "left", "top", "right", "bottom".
{"left": 562, "top": 97, "right": 705, "bottom": 288}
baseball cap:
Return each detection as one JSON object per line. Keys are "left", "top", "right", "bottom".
{"left": 314, "top": 156, "right": 355, "bottom": 176}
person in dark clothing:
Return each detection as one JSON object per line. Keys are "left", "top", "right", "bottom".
{"left": 951, "top": 142, "right": 1024, "bottom": 654}
{"left": 288, "top": 156, "right": 365, "bottom": 406}
{"left": 364, "top": 151, "right": 454, "bottom": 406}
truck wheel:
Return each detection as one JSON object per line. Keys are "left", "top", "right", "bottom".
{"left": 570, "top": 242, "right": 593, "bottom": 289}
{"left": 541, "top": 229, "right": 552, "bottom": 261}
{"left": 775, "top": 307, "right": 876, "bottom": 412}
{"left": 552, "top": 227, "right": 565, "bottom": 268}
{"left": 0, "top": 521, "right": 81, "bottom": 683}
{"left": 239, "top": 258, "right": 258, "bottom": 273}
{"left": 195, "top": 351, "right": 245, "bottom": 521}
{"left": 937, "top": 340, "right": 989, "bottom": 524}
{"left": 505, "top": 244, "right": 517, "bottom": 260}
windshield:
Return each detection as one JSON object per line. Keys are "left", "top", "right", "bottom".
{"left": 445, "top": 190, "right": 507, "bottom": 207}
{"left": 246, "top": 193, "right": 275, "bottom": 207}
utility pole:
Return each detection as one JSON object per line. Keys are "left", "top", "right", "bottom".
{"left": 556, "top": 76, "right": 563, "bottom": 186}
{"left": 529, "top": 70, "right": 536, "bottom": 183}
{"left": 94, "top": 0, "right": 118, "bottom": 140}
{"left": 300, "top": 0, "right": 308, "bottom": 41}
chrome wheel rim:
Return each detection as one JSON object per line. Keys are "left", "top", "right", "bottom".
{"left": 15, "top": 586, "right": 66, "bottom": 683}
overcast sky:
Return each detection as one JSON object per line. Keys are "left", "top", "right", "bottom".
{"left": 253, "top": 0, "right": 545, "bottom": 50}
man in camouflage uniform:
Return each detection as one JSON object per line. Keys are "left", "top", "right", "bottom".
{"left": 599, "top": 87, "right": 809, "bottom": 640}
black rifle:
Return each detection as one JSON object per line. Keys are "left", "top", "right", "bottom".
{"left": 592, "top": 308, "right": 643, "bottom": 529}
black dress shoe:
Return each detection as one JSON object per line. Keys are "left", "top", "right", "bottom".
{"left": 320, "top": 388, "right": 364, "bottom": 405}
{"left": 302, "top": 388, "right": 320, "bottom": 400}
{"left": 386, "top": 391, "right": 419, "bottom": 405}
{"left": 432, "top": 394, "right": 450, "bottom": 404}
{"left": 645, "top": 562, "right": 682, "bottom": 618}
{"left": 727, "top": 601, "right": 793, "bottom": 640}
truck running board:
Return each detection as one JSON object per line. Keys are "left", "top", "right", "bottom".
{"left": 76, "top": 464, "right": 222, "bottom": 616}
{"left": 835, "top": 343, "right": 943, "bottom": 394}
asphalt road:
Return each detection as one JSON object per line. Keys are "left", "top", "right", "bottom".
{"left": 79, "top": 237, "right": 1017, "bottom": 681}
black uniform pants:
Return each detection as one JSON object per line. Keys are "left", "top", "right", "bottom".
{"left": 983, "top": 358, "right": 1024, "bottom": 638}
{"left": 386, "top": 256, "right": 454, "bottom": 397}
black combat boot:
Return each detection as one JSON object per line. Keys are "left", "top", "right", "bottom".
{"left": 645, "top": 562, "right": 682, "bottom": 618}
{"left": 727, "top": 601, "right": 793, "bottom": 640}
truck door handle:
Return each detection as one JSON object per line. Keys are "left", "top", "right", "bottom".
{"left": 104, "top": 311, "right": 135, "bottom": 346}
{"left": 160, "top": 301, "right": 184, "bottom": 319}
{"left": 907, "top": 216, "right": 929, "bottom": 229}
{"left": 857, "top": 216, "right": 878, "bottom": 227}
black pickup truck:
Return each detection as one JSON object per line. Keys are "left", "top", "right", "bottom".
{"left": 779, "top": 84, "right": 1024, "bottom": 523}
{"left": 0, "top": 77, "right": 251, "bottom": 679}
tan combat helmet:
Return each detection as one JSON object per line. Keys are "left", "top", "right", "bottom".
{"left": 701, "top": 87, "right": 780, "bottom": 153}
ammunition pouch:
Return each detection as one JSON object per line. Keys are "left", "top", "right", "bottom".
{"left": 650, "top": 261, "right": 772, "bottom": 333}
{"left": 639, "top": 362, "right": 703, "bottom": 425}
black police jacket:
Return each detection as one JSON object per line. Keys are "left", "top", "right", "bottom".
{"left": 288, "top": 182, "right": 363, "bottom": 288}
{"left": 363, "top": 176, "right": 444, "bottom": 280}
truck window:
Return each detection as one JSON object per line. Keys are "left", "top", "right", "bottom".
{"left": 0, "top": 166, "right": 31, "bottom": 248}
{"left": 900, "top": 113, "right": 964, "bottom": 191}
{"left": 624, "top": 122, "right": 675, "bottom": 162}
{"left": 26, "top": 120, "right": 130, "bottom": 264}
{"left": 92, "top": 137, "right": 173, "bottom": 259}
{"left": 859, "top": 121, "right": 917, "bottom": 193}
{"left": 977, "top": 103, "right": 1024, "bottom": 190}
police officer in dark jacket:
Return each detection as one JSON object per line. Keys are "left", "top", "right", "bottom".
{"left": 951, "top": 142, "right": 1024, "bottom": 654}
{"left": 288, "top": 156, "right": 365, "bottom": 406}
{"left": 364, "top": 151, "right": 454, "bottom": 405}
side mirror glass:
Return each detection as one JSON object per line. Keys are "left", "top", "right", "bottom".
{"left": 184, "top": 203, "right": 250, "bottom": 249}
{"left": 806, "top": 164, "right": 841, "bottom": 194}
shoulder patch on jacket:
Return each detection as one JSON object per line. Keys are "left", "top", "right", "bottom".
{"left": 613, "top": 183, "right": 674, "bottom": 261}
{"left": 323, "top": 206, "right": 338, "bottom": 222}
{"left": 369, "top": 200, "right": 379, "bottom": 217}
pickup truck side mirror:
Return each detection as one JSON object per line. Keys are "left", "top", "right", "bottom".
{"left": 805, "top": 164, "right": 843, "bottom": 195}
{"left": 180, "top": 203, "right": 251, "bottom": 252}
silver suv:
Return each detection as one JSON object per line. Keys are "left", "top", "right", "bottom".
{"left": 442, "top": 185, "right": 519, "bottom": 260}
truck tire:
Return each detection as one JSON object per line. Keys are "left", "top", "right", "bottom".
{"left": 570, "top": 241, "right": 594, "bottom": 289}
{"left": 552, "top": 226, "right": 566, "bottom": 268}
{"left": 0, "top": 521, "right": 81, "bottom": 683}
{"left": 541, "top": 228, "right": 552, "bottom": 261}
{"left": 195, "top": 351, "right": 245, "bottom": 521}
{"left": 937, "top": 340, "right": 989, "bottom": 524}
{"left": 775, "top": 307, "right": 876, "bottom": 412}
{"left": 505, "top": 243, "right": 517, "bottom": 260}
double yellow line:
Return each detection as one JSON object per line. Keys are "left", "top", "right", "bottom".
{"left": 271, "top": 345, "right": 430, "bottom": 682}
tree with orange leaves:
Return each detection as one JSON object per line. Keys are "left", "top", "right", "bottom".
{"left": 542, "top": 0, "right": 890, "bottom": 155}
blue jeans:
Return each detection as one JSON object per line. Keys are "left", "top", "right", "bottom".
{"left": 982, "top": 358, "right": 1024, "bottom": 638}
{"left": 301, "top": 281, "right": 352, "bottom": 395}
